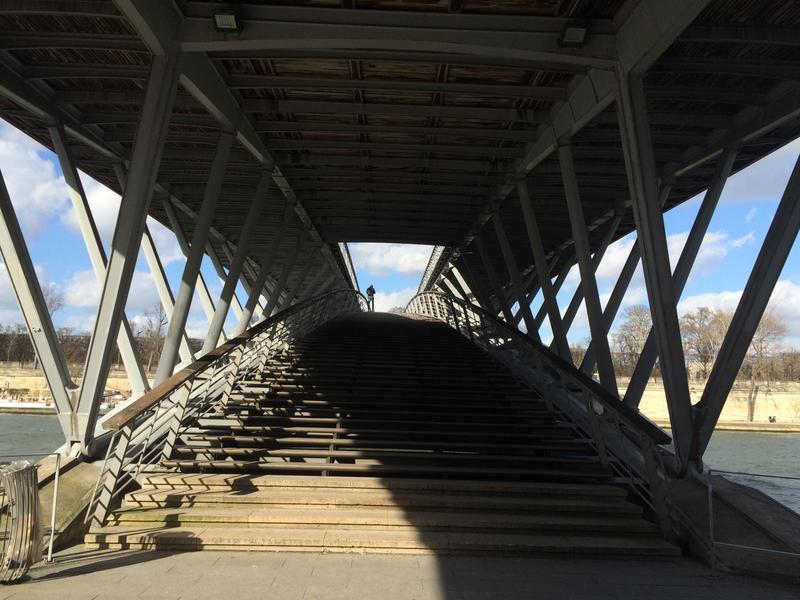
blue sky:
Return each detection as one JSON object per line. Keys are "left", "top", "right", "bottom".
{"left": 1, "top": 118, "right": 799, "bottom": 348}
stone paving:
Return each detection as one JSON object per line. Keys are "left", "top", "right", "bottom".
{"left": 1, "top": 546, "right": 798, "bottom": 599}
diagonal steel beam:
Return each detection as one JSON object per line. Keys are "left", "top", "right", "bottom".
{"left": 155, "top": 132, "right": 233, "bottom": 383}
{"left": 517, "top": 180, "right": 570, "bottom": 360}
{"left": 474, "top": 235, "right": 514, "bottom": 324}
{"left": 692, "top": 152, "right": 800, "bottom": 462}
{"left": 261, "top": 234, "right": 304, "bottom": 320}
{"left": 624, "top": 150, "right": 738, "bottom": 408}
{"left": 559, "top": 143, "right": 617, "bottom": 394}
{"left": 161, "top": 197, "right": 221, "bottom": 333}
{"left": 75, "top": 51, "right": 181, "bottom": 452}
{"left": 0, "top": 166, "right": 78, "bottom": 443}
{"left": 201, "top": 170, "right": 271, "bottom": 354}
{"left": 616, "top": 71, "right": 693, "bottom": 471}
{"left": 112, "top": 163, "right": 194, "bottom": 367}
{"left": 49, "top": 123, "right": 149, "bottom": 397}
{"left": 233, "top": 205, "right": 294, "bottom": 336}
{"left": 492, "top": 212, "right": 538, "bottom": 340}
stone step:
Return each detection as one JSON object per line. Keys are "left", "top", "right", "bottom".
{"left": 157, "top": 459, "right": 612, "bottom": 480}
{"left": 170, "top": 446, "right": 601, "bottom": 466}
{"left": 85, "top": 525, "right": 680, "bottom": 557}
{"left": 124, "top": 488, "right": 642, "bottom": 515}
{"left": 179, "top": 434, "right": 594, "bottom": 454}
{"left": 107, "top": 506, "right": 659, "bottom": 534}
{"left": 136, "top": 474, "right": 626, "bottom": 497}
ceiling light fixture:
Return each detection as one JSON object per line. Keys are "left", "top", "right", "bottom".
{"left": 213, "top": 10, "right": 241, "bottom": 34}
{"left": 558, "top": 22, "right": 588, "bottom": 48}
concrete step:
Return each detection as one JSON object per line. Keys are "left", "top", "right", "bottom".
{"left": 136, "top": 474, "right": 626, "bottom": 497}
{"left": 107, "top": 506, "right": 659, "bottom": 534}
{"left": 85, "top": 525, "right": 680, "bottom": 557}
{"left": 170, "top": 446, "right": 602, "bottom": 466}
{"left": 157, "top": 459, "right": 611, "bottom": 480}
{"left": 124, "top": 488, "right": 643, "bottom": 515}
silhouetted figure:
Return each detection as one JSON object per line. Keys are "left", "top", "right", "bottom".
{"left": 366, "top": 285, "right": 376, "bottom": 311}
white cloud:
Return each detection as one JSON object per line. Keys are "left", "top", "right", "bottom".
{"left": 350, "top": 243, "right": 433, "bottom": 277}
{"left": 720, "top": 138, "right": 800, "bottom": 204}
{"left": 64, "top": 268, "right": 160, "bottom": 315}
{"left": 678, "top": 279, "right": 800, "bottom": 347}
{"left": 147, "top": 217, "right": 184, "bottom": 266}
{"left": 730, "top": 231, "right": 755, "bottom": 248}
{"left": 60, "top": 173, "right": 121, "bottom": 251}
{"left": 0, "top": 121, "right": 69, "bottom": 234}
{"left": 373, "top": 287, "right": 417, "bottom": 312}
{"left": 745, "top": 207, "right": 757, "bottom": 223}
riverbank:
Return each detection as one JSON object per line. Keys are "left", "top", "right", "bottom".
{"left": 651, "top": 420, "right": 800, "bottom": 433}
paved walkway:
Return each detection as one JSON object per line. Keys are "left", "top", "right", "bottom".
{"left": 2, "top": 546, "right": 798, "bottom": 599}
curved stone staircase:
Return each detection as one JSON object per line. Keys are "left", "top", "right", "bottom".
{"left": 86, "top": 313, "right": 679, "bottom": 557}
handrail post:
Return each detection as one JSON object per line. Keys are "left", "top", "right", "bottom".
{"left": 640, "top": 433, "right": 674, "bottom": 541}
{"left": 161, "top": 382, "right": 194, "bottom": 460}
{"left": 89, "top": 425, "right": 132, "bottom": 527}
{"left": 584, "top": 394, "right": 610, "bottom": 469}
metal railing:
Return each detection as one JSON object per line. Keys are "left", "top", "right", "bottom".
{"left": 0, "top": 452, "right": 64, "bottom": 583}
{"left": 706, "top": 469, "right": 800, "bottom": 573}
{"left": 406, "top": 292, "right": 676, "bottom": 536}
{"left": 85, "top": 289, "right": 368, "bottom": 527}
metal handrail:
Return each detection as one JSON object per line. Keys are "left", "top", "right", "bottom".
{"left": 86, "top": 289, "right": 369, "bottom": 526}
{"left": 406, "top": 291, "right": 676, "bottom": 538}
{"left": 104, "top": 288, "right": 368, "bottom": 432}
{"left": 406, "top": 292, "right": 668, "bottom": 443}
{"left": 705, "top": 468, "right": 800, "bottom": 573}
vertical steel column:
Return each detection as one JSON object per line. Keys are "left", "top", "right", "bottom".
{"left": 233, "top": 206, "right": 293, "bottom": 335}
{"left": 49, "top": 125, "right": 149, "bottom": 397}
{"left": 624, "top": 150, "right": 737, "bottom": 407}
{"left": 113, "top": 164, "right": 194, "bottom": 366}
{"left": 155, "top": 132, "right": 233, "bottom": 384}
{"left": 693, "top": 153, "right": 800, "bottom": 461}
{"left": 518, "top": 181, "right": 571, "bottom": 359}
{"left": 474, "top": 236, "right": 514, "bottom": 323}
{"left": 0, "top": 168, "right": 78, "bottom": 443}
{"left": 76, "top": 52, "right": 182, "bottom": 451}
{"left": 616, "top": 71, "right": 693, "bottom": 470}
{"left": 162, "top": 198, "right": 221, "bottom": 330}
{"left": 559, "top": 144, "right": 617, "bottom": 394}
{"left": 201, "top": 171, "right": 271, "bottom": 354}
{"left": 261, "top": 234, "right": 304, "bottom": 320}
{"left": 492, "top": 212, "right": 539, "bottom": 340}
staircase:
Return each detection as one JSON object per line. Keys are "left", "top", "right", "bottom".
{"left": 86, "top": 313, "right": 679, "bottom": 557}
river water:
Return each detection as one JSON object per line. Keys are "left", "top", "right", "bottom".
{"left": 1, "top": 413, "right": 798, "bottom": 513}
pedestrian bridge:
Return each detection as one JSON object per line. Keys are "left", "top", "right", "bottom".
{"left": 84, "top": 291, "right": 677, "bottom": 556}
{"left": 0, "top": 0, "right": 799, "bottom": 584}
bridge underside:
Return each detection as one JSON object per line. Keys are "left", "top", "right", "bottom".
{"left": 0, "top": 0, "right": 798, "bottom": 475}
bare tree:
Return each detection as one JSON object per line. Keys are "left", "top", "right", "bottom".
{"left": 41, "top": 282, "right": 64, "bottom": 317}
{"left": 138, "top": 303, "right": 168, "bottom": 372}
{"left": 612, "top": 305, "right": 652, "bottom": 376}
{"left": 680, "top": 307, "right": 730, "bottom": 379}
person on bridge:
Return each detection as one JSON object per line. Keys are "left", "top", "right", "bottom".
{"left": 366, "top": 285, "right": 376, "bottom": 311}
